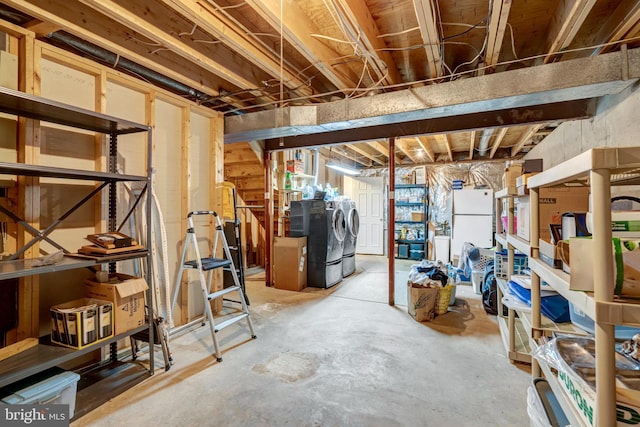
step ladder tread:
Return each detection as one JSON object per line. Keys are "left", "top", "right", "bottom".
{"left": 214, "top": 313, "right": 249, "bottom": 332}
{"left": 208, "top": 286, "right": 241, "bottom": 300}
{"left": 184, "top": 257, "right": 232, "bottom": 271}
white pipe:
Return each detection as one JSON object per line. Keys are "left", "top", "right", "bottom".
{"left": 314, "top": 148, "right": 319, "bottom": 186}
{"left": 478, "top": 128, "right": 495, "bottom": 156}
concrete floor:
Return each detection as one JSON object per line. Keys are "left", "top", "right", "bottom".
{"left": 74, "top": 255, "right": 532, "bottom": 427}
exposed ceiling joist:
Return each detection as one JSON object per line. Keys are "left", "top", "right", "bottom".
{"left": 544, "top": 0, "right": 596, "bottom": 63}
{"left": 412, "top": 0, "right": 443, "bottom": 78}
{"left": 3, "top": 0, "right": 221, "bottom": 97}
{"left": 485, "top": 0, "right": 512, "bottom": 68}
{"left": 349, "top": 143, "right": 386, "bottom": 165}
{"left": 78, "top": 0, "right": 267, "bottom": 97}
{"left": 23, "top": 19, "right": 61, "bottom": 36}
{"left": 415, "top": 136, "right": 435, "bottom": 162}
{"left": 324, "top": 146, "right": 372, "bottom": 167}
{"left": 395, "top": 139, "right": 420, "bottom": 164}
{"left": 332, "top": 0, "right": 401, "bottom": 85}
{"left": 160, "top": 0, "right": 311, "bottom": 98}
{"left": 511, "top": 124, "right": 543, "bottom": 157}
{"left": 489, "top": 127, "right": 508, "bottom": 158}
{"left": 244, "top": 0, "right": 360, "bottom": 90}
{"left": 594, "top": 1, "right": 640, "bottom": 55}
{"left": 468, "top": 130, "right": 476, "bottom": 160}
{"left": 367, "top": 141, "right": 389, "bottom": 158}
{"left": 436, "top": 134, "right": 453, "bottom": 161}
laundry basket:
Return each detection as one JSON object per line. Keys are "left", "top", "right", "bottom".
{"left": 436, "top": 285, "right": 456, "bottom": 314}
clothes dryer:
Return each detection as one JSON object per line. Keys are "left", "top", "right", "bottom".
{"left": 341, "top": 200, "right": 359, "bottom": 277}
{"left": 307, "top": 202, "right": 346, "bottom": 288}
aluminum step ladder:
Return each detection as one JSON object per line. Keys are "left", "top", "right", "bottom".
{"left": 171, "top": 211, "right": 256, "bottom": 362}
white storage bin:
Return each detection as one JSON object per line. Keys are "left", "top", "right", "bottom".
{"left": 1, "top": 371, "right": 81, "bottom": 418}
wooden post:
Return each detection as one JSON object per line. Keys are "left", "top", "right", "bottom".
{"left": 264, "top": 149, "right": 272, "bottom": 286}
{"left": 388, "top": 137, "right": 395, "bottom": 306}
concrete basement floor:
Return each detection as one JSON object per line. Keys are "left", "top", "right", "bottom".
{"left": 73, "top": 255, "right": 532, "bottom": 427}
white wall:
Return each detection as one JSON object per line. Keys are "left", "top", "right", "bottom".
{"left": 526, "top": 82, "right": 640, "bottom": 167}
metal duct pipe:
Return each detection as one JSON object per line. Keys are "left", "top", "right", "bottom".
{"left": 477, "top": 128, "right": 495, "bottom": 157}
{"left": 47, "top": 31, "right": 213, "bottom": 103}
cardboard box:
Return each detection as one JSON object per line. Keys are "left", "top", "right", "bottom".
{"left": 516, "top": 172, "right": 537, "bottom": 188}
{"left": 286, "top": 160, "right": 304, "bottom": 174}
{"left": 274, "top": 237, "right": 307, "bottom": 291}
{"left": 51, "top": 298, "right": 114, "bottom": 349}
{"left": 85, "top": 273, "right": 149, "bottom": 335}
{"left": 516, "top": 197, "right": 530, "bottom": 241}
{"left": 411, "top": 212, "right": 424, "bottom": 222}
{"left": 517, "top": 188, "right": 590, "bottom": 241}
{"left": 502, "top": 163, "right": 523, "bottom": 189}
{"left": 539, "top": 238, "right": 563, "bottom": 269}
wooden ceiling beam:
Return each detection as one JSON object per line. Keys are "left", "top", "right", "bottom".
{"left": 245, "top": 0, "right": 360, "bottom": 91}
{"left": 485, "top": 0, "right": 512, "bottom": 69}
{"left": 592, "top": 1, "right": 640, "bottom": 55}
{"left": 349, "top": 143, "right": 386, "bottom": 165}
{"left": 78, "top": 0, "right": 266, "bottom": 96}
{"left": 415, "top": 136, "right": 435, "bottom": 163}
{"left": 160, "top": 0, "right": 311, "bottom": 98}
{"left": 3, "top": 0, "right": 223, "bottom": 98}
{"left": 366, "top": 141, "right": 389, "bottom": 158}
{"left": 331, "top": 146, "right": 372, "bottom": 167}
{"left": 489, "top": 128, "right": 508, "bottom": 159}
{"left": 395, "top": 139, "right": 420, "bottom": 164}
{"left": 468, "top": 130, "right": 476, "bottom": 160}
{"left": 544, "top": 0, "right": 596, "bottom": 63}
{"left": 412, "top": 0, "right": 443, "bottom": 79}
{"left": 23, "top": 19, "right": 62, "bottom": 37}
{"left": 511, "top": 125, "right": 543, "bottom": 157}
{"left": 332, "top": 0, "right": 401, "bottom": 85}
{"left": 434, "top": 134, "right": 453, "bottom": 162}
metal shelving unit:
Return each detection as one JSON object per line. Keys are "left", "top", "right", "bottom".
{"left": 527, "top": 147, "right": 640, "bottom": 426}
{"left": 394, "top": 184, "right": 428, "bottom": 260}
{"left": 0, "top": 86, "right": 154, "bottom": 419}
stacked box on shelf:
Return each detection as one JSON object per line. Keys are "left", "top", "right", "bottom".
{"left": 50, "top": 298, "right": 114, "bottom": 349}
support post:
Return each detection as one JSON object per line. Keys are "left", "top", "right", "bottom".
{"left": 388, "top": 137, "right": 395, "bottom": 306}
{"left": 264, "top": 150, "right": 272, "bottom": 286}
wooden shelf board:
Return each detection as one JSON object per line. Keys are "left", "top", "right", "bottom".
{"left": 495, "top": 233, "right": 508, "bottom": 247}
{"left": 507, "top": 233, "right": 532, "bottom": 255}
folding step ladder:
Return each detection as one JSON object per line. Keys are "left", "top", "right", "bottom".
{"left": 171, "top": 211, "right": 256, "bottom": 362}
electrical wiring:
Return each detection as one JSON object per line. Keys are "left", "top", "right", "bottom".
{"left": 222, "top": 34, "right": 640, "bottom": 114}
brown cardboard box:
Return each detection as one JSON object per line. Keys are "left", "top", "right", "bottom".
{"left": 84, "top": 273, "right": 149, "bottom": 335}
{"left": 539, "top": 187, "right": 590, "bottom": 241}
{"left": 411, "top": 212, "right": 424, "bottom": 222}
{"left": 502, "top": 163, "right": 523, "bottom": 189}
{"left": 516, "top": 187, "right": 590, "bottom": 241}
{"left": 274, "top": 236, "right": 307, "bottom": 291}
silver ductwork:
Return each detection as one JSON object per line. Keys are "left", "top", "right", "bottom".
{"left": 477, "top": 129, "right": 495, "bottom": 157}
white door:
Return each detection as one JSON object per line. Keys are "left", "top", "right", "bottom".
{"left": 344, "top": 176, "right": 384, "bottom": 255}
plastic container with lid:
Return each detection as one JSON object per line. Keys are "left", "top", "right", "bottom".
{"left": 1, "top": 371, "right": 81, "bottom": 418}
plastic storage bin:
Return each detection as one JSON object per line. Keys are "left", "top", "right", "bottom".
{"left": 527, "top": 378, "right": 570, "bottom": 427}
{"left": 1, "top": 371, "right": 81, "bottom": 418}
{"left": 569, "top": 302, "right": 640, "bottom": 339}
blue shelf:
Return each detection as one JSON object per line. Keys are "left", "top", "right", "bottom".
{"left": 395, "top": 202, "right": 424, "bottom": 206}
{"left": 395, "top": 221, "right": 424, "bottom": 224}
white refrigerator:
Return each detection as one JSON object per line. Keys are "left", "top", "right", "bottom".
{"left": 451, "top": 189, "right": 494, "bottom": 261}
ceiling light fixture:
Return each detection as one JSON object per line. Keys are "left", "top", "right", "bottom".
{"left": 326, "top": 162, "right": 361, "bottom": 175}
